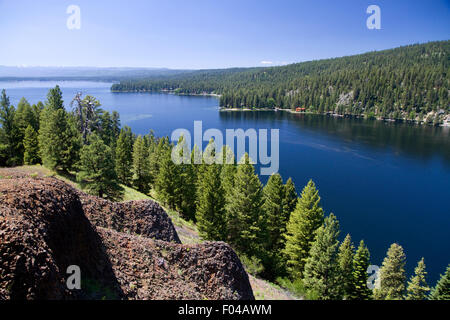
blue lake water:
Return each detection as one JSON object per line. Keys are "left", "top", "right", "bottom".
{"left": 2, "top": 80, "right": 450, "bottom": 285}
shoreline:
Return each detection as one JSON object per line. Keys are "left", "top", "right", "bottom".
{"left": 219, "top": 107, "right": 450, "bottom": 127}
{"left": 109, "top": 88, "right": 449, "bottom": 127}
{"left": 111, "top": 89, "right": 221, "bottom": 98}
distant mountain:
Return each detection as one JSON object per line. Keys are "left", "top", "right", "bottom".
{"left": 0, "top": 66, "right": 191, "bottom": 81}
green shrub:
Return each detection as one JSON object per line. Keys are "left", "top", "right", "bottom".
{"left": 239, "top": 254, "right": 264, "bottom": 277}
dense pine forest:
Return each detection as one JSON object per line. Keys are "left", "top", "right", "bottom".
{"left": 112, "top": 41, "right": 449, "bottom": 124}
{"left": 1, "top": 86, "right": 449, "bottom": 300}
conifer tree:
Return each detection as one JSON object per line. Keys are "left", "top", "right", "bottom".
{"left": 77, "top": 134, "right": 123, "bottom": 200}
{"left": 195, "top": 161, "right": 226, "bottom": 240}
{"left": 115, "top": 126, "right": 134, "bottom": 185}
{"left": 155, "top": 144, "right": 181, "bottom": 208}
{"left": 14, "top": 97, "right": 37, "bottom": 159}
{"left": 406, "top": 258, "right": 430, "bottom": 300}
{"left": 262, "top": 173, "right": 287, "bottom": 278}
{"left": 282, "top": 178, "right": 297, "bottom": 219}
{"left": 225, "top": 153, "right": 264, "bottom": 258}
{"left": 0, "top": 89, "right": 21, "bottom": 166}
{"left": 429, "top": 264, "right": 450, "bottom": 300}
{"left": 303, "top": 213, "right": 342, "bottom": 300}
{"left": 175, "top": 135, "right": 197, "bottom": 220}
{"left": 15, "top": 98, "right": 37, "bottom": 133}
{"left": 149, "top": 136, "right": 169, "bottom": 187}
{"left": 374, "top": 243, "right": 407, "bottom": 300}
{"left": 39, "top": 87, "right": 81, "bottom": 171}
{"left": 132, "top": 135, "right": 151, "bottom": 193}
{"left": 219, "top": 145, "right": 236, "bottom": 211}
{"left": 23, "top": 125, "right": 40, "bottom": 165}
{"left": 46, "top": 85, "right": 64, "bottom": 111}
{"left": 283, "top": 179, "right": 324, "bottom": 279}
{"left": 337, "top": 234, "right": 355, "bottom": 299}
{"left": 351, "top": 240, "right": 372, "bottom": 300}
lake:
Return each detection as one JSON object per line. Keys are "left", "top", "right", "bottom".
{"left": 2, "top": 80, "right": 450, "bottom": 285}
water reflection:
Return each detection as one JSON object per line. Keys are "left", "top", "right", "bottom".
{"left": 219, "top": 111, "right": 450, "bottom": 165}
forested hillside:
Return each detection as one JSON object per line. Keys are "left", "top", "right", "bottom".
{"left": 112, "top": 41, "right": 449, "bottom": 124}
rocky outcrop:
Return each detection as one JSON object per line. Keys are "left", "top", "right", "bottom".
{"left": 99, "top": 228, "right": 253, "bottom": 300}
{"left": 79, "top": 194, "right": 180, "bottom": 243}
{"left": 0, "top": 177, "right": 254, "bottom": 300}
{"left": 0, "top": 177, "right": 122, "bottom": 299}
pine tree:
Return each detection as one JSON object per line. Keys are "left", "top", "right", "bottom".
{"left": 174, "top": 135, "right": 196, "bottom": 220}
{"left": 337, "top": 234, "right": 355, "bottom": 299}
{"left": 195, "top": 161, "right": 226, "bottom": 240}
{"left": 38, "top": 87, "right": 81, "bottom": 171}
{"left": 149, "top": 136, "right": 169, "bottom": 187}
{"left": 38, "top": 106, "right": 81, "bottom": 171}
{"left": 77, "top": 134, "right": 123, "bottom": 200}
{"left": 46, "top": 85, "right": 64, "bottom": 111}
{"left": 282, "top": 178, "right": 297, "bottom": 219}
{"left": 225, "top": 153, "right": 264, "bottom": 258}
{"left": 155, "top": 144, "right": 181, "bottom": 208}
{"left": 115, "top": 126, "right": 134, "bottom": 185}
{"left": 132, "top": 135, "right": 151, "bottom": 193}
{"left": 219, "top": 145, "right": 236, "bottom": 212}
{"left": 23, "top": 125, "right": 40, "bottom": 165}
{"left": 14, "top": 97, "right": 37, "bottom": 160}
{"left": 262, "top": 173, "right": 287, "bottom": 279}
{"left": 429, "top": 264, "right": 450, "bottom": 300}
{"left": 0, "top": 89, "right": 21, "bottom": 166}
{"left": 283, "top": 179, "right": 324, "bottom": 279}
{"left": 406, "top": 258, "right": 430, "bottom": 300}
{"left": 351, "top": 240, "right": 372, "bottom": 300}
{"left": 374, "top": 243, "right": 407, "bottom": 300}
{"left": 303, "top": 213, "right": 342, "bottom": 300}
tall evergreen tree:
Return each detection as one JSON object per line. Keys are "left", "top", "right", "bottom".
{"left": 429, "top": 264, "right": 450, "bottom": 300}
{"left": 195, "top": 161, "right": 226, "bottom": 240}
{"left": 46, "top": 85, "right": 64, "bottom": 111}
{"left": 283, "top": 179, "right": 324, "bottom": 279}
{"left": 155, "top": 144, "right": 181, "bottom": 208}
{"left": 374, "top": 243, "right": 407, "bottom": 300}
{"left": 172, "top": 135, "right": 197, "bottom": 220}
{"left": 14, "top": 97, "right": 37, "bottom": 160}
{"left": 39, "top": 87, "right": 81, "bottom": 171}
{"left": 0, "top": 89, "right": 21, "bottom": 166}
{"left": 262, "top": 173, "right": 287, "bottom": 279}
{"left": 351, "top": 240, "right": 372, "bottom": 300}
{"left": 406, "top": 258, "right": 430, "bottom": 300}
{"left": 303, "top": 213, "right": 342, "bottom": 300}
{"left": 225, "top": 153, "right": 264, "bottom": 258}
{"left": 77, "top": 134, "right": 123, "bottom": 200}
{"left": 337, "top": 234, "right": 355, "bottom": 299}
{"left": 219, "top": 145, "right": 236, "bottom": 212}
{"left": 132, "top": 135, "right": 151, "bottom": 193}
{"left": 282, "top": 178, "right": 297, "bottom": 219}
{"left": 23, "top": 125, "right": 40, "bottom": 165}
{"left": 148, "top": 136, "right": 169, "bottom": 187}
{"left": 115, "top": 126, "right": 134, "bottom": 185}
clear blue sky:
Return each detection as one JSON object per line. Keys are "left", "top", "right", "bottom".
{"left": 0, "top": 0, "right": 449, "bottom": 69}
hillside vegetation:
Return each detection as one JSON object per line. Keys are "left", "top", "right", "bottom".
{"left": 112, "top": 41, "right": 449, "bottom": 124}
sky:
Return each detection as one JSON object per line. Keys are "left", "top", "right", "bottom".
{"left": 0, "top": 0, "right": 449, "bottom": 69}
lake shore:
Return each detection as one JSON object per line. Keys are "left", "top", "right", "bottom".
{"left": 111, "top": 89, "right": 222, "bottom": 98}
{"left": 219, "top": 107, "right": 450, "bottom": 127}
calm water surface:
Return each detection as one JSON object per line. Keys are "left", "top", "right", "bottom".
{"left": 3, "top": 80, "right": 450, "bottom": 285}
